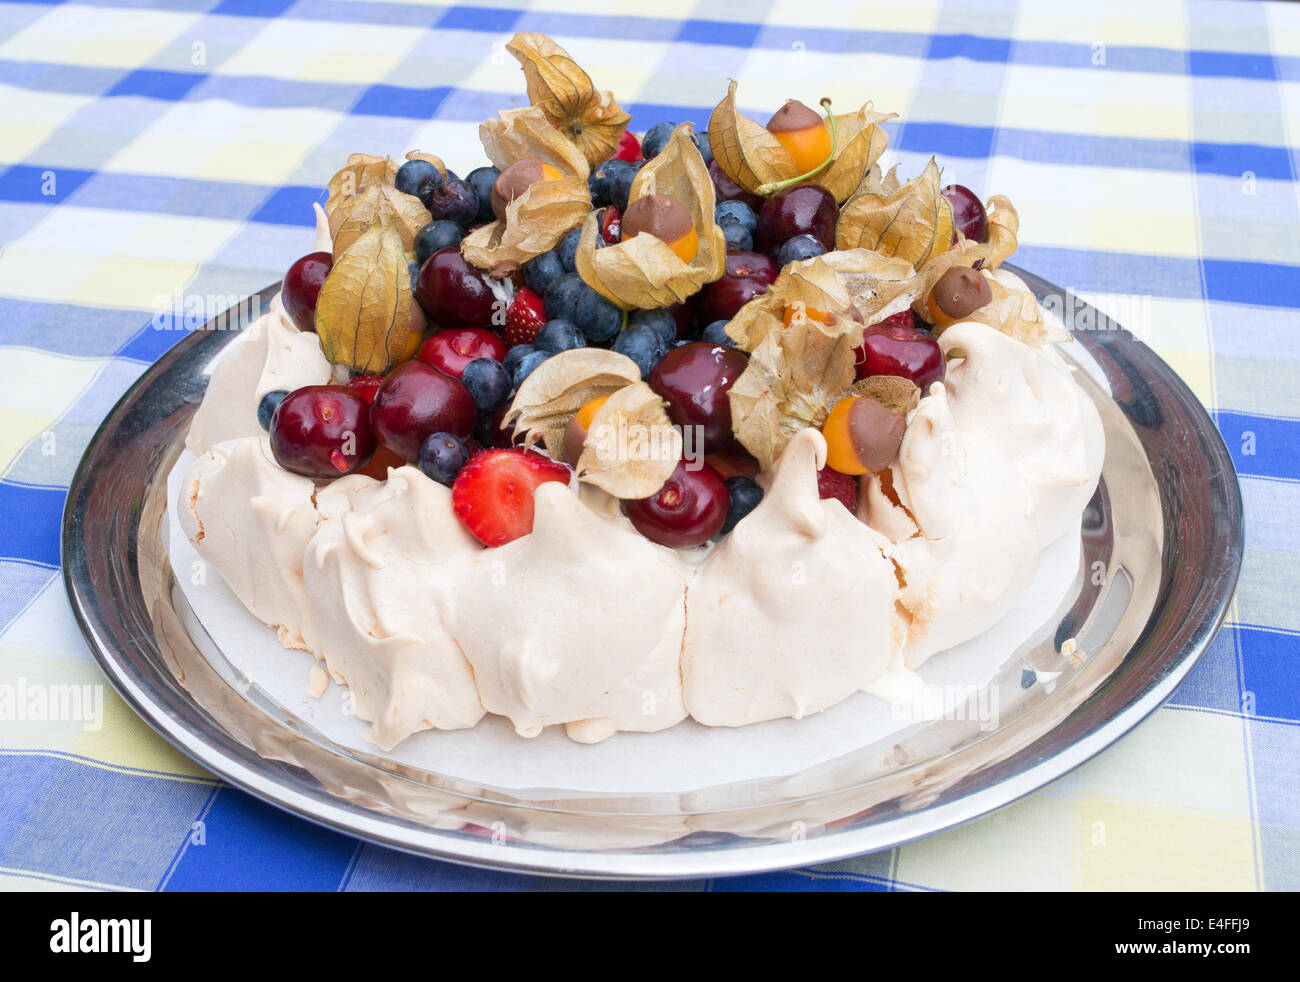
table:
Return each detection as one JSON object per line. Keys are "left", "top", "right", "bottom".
{"left": 0, "top": 0, "right": 1294, "bottom": 891}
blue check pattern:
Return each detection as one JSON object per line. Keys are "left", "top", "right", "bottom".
{"left": 0, "top": 0, "right": 1295, "bottom": 891}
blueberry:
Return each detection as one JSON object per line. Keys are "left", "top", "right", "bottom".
{"left": 511, "top": 349, "right": 549, "bottom": 388}
{"left": 641, "top": 122, "right": 677, "bottom": 159}
{"left": 576, "top": 289, "right": 624, "bottom": 344}
{"left": 408, "top": 259, "right": 422, "bottom": 293}
{"left": 697, "top": 130, "right": 714, "bottom": 164}
{"left": 465, "top": 165, "right": 500, "bottom": 225}
{"left": 700, "top": 320, "right": 736, "bottom": 347}
{"left": 503, "top": 343, "right": 535, "bottom": 377}
{"left": 418, "top": 432, "right": 469, "bottom": 486}
{"left": 425, "top": 177, "right": 478, "bottom": 226}
{"left": 719, "top": 475, "right": 763, "bottom": 536}
{"left": 414, "top": 220, "right": 464, "bottom": 264}
{"left": 715, "top": 200, "right": 757, "bottom": 234}
{"left": 719, "top": 219, "right": 753, "bottom": 253}
{"left": 777, "top": 233, "right": 827, "bottom": 267}
{"left": 460, "top": 357, "right": 512, "bottom": 412}
{"left": 535, "top": 318, "right": 586, "bottom": 354}
{"left": 557, "top": 228, "right": 583, "bottom": 273}
{"left": 443, "top": 169, "right": 461, "bottom": 183}
{"left": 257, "top": 389, "right": 289, "bottom": 431}
{"left": 544, "top": 272, "right": 586, "bottom": 324}
{"left": 608, "top": 161, "right": 641, "bottom": 212}
{"left": 589, "top": 158, "right": 637, "bottom": 209}
{"left": 395, "top": 159, "right": 442, "bottom": 201}
{"left": 523, "top": 250, "right": 565, "bottom": 295}
{"left": 630, "top": 308, "right": 677, "bottom": 347}
{"left": 612, "top": 324, "right": 667, "bottom": 380}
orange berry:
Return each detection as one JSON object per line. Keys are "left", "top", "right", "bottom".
{"left": 667, "top": 225, "right": 698, "bottom": 263}
{"left": 822, "top": 397, "right": 868, "bottom": 476}
{"left": 772, "top": 124, "right": 832, "bottom": 174}
{"left": 575, "top": 395, "right": 608, "bottom": 431}
{"left": 782, "top": 304, "right": 831, "bottom": 328}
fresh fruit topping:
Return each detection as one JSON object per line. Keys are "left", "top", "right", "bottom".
{"left": 611, "top": 323, "right": 667, "bottom": 380}
{"left": 562, "top": 395, "right": 608, "bottom": 466}
{"left": 941, "top": 184, "right": 988, "bottom": 244}
{"left": 415, "top": 248, "right": 497, "bottom": 331}
{"left": 557, "top": 227, "right": 583, "bottom": 271}
{"left": 766, "top": 99, "right": 832, "bottom": 174}
{"left": 624, "top": 458, "right": 728, "bottom": 548}
{"left": 725, "top": 250, "right": 778, "bottom": 285}
{"left": 346, "top": 373, "right": 385, "bottom": 405}
{"left": 700, "top": 320, "right": 735, "bottom": 347}
{"left": 574, "top": 287, "right": 623, "bottom": 343}
{"left": 755, "top": 183, "right": 838, "bottom": 255}
{"left": 418, "top": 327, "right": 508, "bottom": 379}
{"left": 414, "top": 220, "right": 464, "bottom": 264}
{"left": 491, "top": 158, "right": 564, "bottom": 222}
{"left": 613, "top": 129, "right": 644, "bottom": 163}
{"left": 451, "top": 448, "right": 571, "bottom": 547}
{"left": 281, "top": 252, "right": 333, "bottom": 333}
{"left": 821, "top": 395, "right": 906, "bottom": 476}
{"left": 370, "top": 360, "right": 476, "bottom": 460}
{"left": 599, "top": 204, "right": 622, "bottom": 245}
{"left": 708, "top": 157, "right": 762, "bottom": 211}
{"left": 269, "top": 385, "right": 376, "bottom": 479}
{"left": 719, "top": 474, "right": 763, "bottom": 536}
{"left": 465, "top": 165, "right": 501, "bottom": 224}
{"left": 715, "top": 200, "right": 757, "bottom": 234}
{"left": 696, "top": 257, "right": 772, "bottom": 325}
{"left": 621, "top": 193, "right": 698, "bottom": 263}
{"left": 776, "top": 233, "right": 826, "bottom": 267}
{"left": 588, "top": 157, "right": 640, "bottom": 211}
{"left": 640, "top": 122, "right": 676, "bottom": 160}
{"left": 522, "top": 250, "right": 565, "bottom": 295}
{"left": 629, "top": 308, "right": 677, "bottom": 347}
{"left": 648, "top": 341, "right": 748, "bottom": 454}
{"left": 782, "top": 305, "right": 831, "bottom": 327}
{"left": 503, "top": 342, "right": 536, "bottom": 378}
{"left": 509, "top": 348, "right": 549, "bottom": 388}
{"left": 543, "top": 272, "right": 586, "bottom": 324}
{"left": 424, "top": 177, "right": 479, "bottom": 227}
{"left": 816, "top": 464, "right": 858, "bottom": 514}
{"left": 487, "top": 400, "right": 529, "bottom": 449}
{"left": 853, "top": 320, "right": 945, "bottom": 391}
{"left": 504, "top": 286, "right": 547, "bottom": 347}
{"left": 257, "top": 389, "right": 289, "bottom": 430}
{"left": 926, "top": 266, "right": 992, "bottom": 326}
{"left": 395, "top": 158, "right": 443, "bottom": 202}
{"left": 535, "top": 318, "right": 587, "bottom": 354}
{"left": 719, "top": 220, "right": 753, "bottom": 253}
{"left": 667, "top": 299, "right": 696, "bottom": 340}
{"left": 460, "top": 357, "right": 512, "bottom": 412}
{"left": 418, "top": 431, "right": 470, "bottom": 486}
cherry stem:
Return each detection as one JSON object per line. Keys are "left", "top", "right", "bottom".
{"left": 756, "top": 98, "right": 838, "bottom": 197}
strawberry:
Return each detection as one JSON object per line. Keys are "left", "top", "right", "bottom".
{"left": 817, "top": 464, "right": 858, "bottom": 515}
{"left": 451, "top": 448, "right": 571, "bottom": 547}
{"left": 613, "top": 129, "right": 643, "bottom": 163}
{"left": 504, "top": 287, "right": 546, "bottom": 347}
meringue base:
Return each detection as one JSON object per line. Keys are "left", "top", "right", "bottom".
{"left": 166, "top": 448, "right": 1084, "bottom": 795}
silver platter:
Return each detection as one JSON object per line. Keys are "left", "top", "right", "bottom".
{"left": 62, "top": 268, "right": 1243, "bottom": 880}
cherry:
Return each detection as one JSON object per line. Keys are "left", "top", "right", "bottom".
{"left": 269, "top": 385, "right": 376, "bottom": 479}
{"left": 708, "top": 158, "right": 761, "bottom": 211}
{"left": 613, "top": 130, "right": 643, "bottom": 163}
{"left": 487, "top": 401, "right": 528, "bottom": 448}
{"left": 599, "top": 205, "right": 622, "bottom": 245}
{"left": 346, "top": 373, "right": 385, "bottom": 405}
{"left": 370, "top": 360, "right": 476, "bottom": 460}
{"left": 941, "top": 184, "right": 988, "bottom": 244}
{"left": 696, "top": 272, "right": 769, "bottom": 325}
{"left": 625, "top": 459, "right": 728, "bottom": 548}
{"left": 667, "top": 299, "right": 696, "bottom": 340}
{"left": 418, "top": 327, "right": 507, "bottom": 379}
{"left": 415, "top": 247, "right": 497, "bottom": 331}
{"left": 755, "top": 184, "right": 838, "bottom": 255}
{"left": 281, "top": 252, "right": 332, "bottom": 333}
{"left": 854, "top": 321, "right": 945, "bottom": 392}
{"left": 648, "top": 341, "right": 748, "bottom": 454}
{"left": 724, "top": 251, "right": 778, "bottom": 285}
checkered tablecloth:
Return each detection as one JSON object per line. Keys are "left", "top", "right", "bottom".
{"left": 0, "top": 0, "right": 1294, "bottom": 892}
